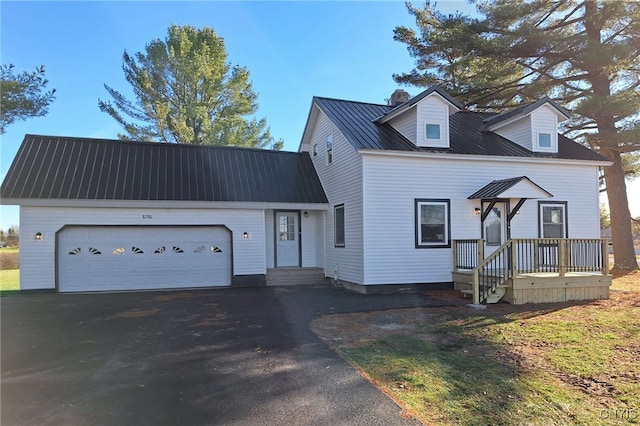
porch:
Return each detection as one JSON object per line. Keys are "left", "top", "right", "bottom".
{"left": 452, "top": 238, "right": 611, "bottom": 304}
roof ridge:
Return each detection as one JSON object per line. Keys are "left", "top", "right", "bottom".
{"left": 313, "top": 96, "right": 390, "bottom": 108}
{"left": 22, "top": 134, "right": 301, "bottom": 156}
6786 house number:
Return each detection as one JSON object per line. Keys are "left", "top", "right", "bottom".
{"left": 142, "top": 214, "right": 153, "bottom": 219}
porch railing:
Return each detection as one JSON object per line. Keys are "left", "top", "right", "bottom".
{"left": 453, "top": 238, "right": 610, "bottom": 304}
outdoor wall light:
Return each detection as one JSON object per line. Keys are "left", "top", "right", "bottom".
{"left": 35, "top": 232, "right": 43, "bottom": 240}
{"left": 474, "top": 207, "right": 482, "bottom": 216}
{"left": 242, "top": 232, "right": 249, "bottom": 240}
{"left": 304, "top": 211, "right": 309, "bottom": 217}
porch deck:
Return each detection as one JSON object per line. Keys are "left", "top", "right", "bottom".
{"left": 452, "top": 238, "right": 611, "bottom": 304}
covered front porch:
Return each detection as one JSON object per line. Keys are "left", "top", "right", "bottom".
{"left": 452, "top": 238, "right": 612, "bottom": 304}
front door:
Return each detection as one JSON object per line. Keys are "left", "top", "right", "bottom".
{"left": 482, "top": 202, "right": 507, "bottom": 256}
{"left": 276, "top": 211, "right": 300, "bottom": 267}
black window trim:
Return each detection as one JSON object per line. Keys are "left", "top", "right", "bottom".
{"left": 415, "top": 198, "right": 451, "bottom": 249}
{"left": 538, "top": 200, "right": 568, "bottom": 238}
{"left": 334, "top": 204, "right": 345, "bottom": 247}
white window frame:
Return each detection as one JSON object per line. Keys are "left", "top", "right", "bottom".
{"left": 425, "top": 123, "right": 441, "bottom": 140}
{"left": 334, "top": 204, "right": 345, "bottom": 247}
{"left": 415, "top": 199, "right": 450, "bottom": 248}
{"left": 326, "top": 134, "right": 333, "bottom": 165}
{"left": 538, "top": 201, "right": 567, "bottom": 238}
{"left": 312, "top": 143, "right": 318, "bottom": 157}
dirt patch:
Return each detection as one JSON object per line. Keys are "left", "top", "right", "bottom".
{"left": 114, "top": 308, "right": 162, "bottom": 318}
{"left": 151, "top": 292, "right": 195, "bottom": 302}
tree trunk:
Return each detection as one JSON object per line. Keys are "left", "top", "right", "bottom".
{"left": 601, "top": 147, "right": 639, "bottom": 271}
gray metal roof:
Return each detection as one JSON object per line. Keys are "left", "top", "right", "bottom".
{"left": 482, "top": 97, "right": 571, "bottom": 129}
{"left": 313, "top": 97, "right": 607, "bottom": 162}
{"left": 1, "top": 135, "right": 328, "bottom": 204}
{"left": 467, "top": 176, "right": 552, "bottom": 199}
{"left": 375, "top": 86, "right": 463, "bottom": 123}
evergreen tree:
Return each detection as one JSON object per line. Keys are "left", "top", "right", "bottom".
{"left": 394, "top": 0, "right": 640, "bottom": 270}
{"left": 0, "top": 64, "right": 56, "bottom": 134}
{"left": 99, "top": 25, "right": 282, "bottom": 149}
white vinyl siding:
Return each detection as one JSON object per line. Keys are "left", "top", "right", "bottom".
{"left": 388, "top": 108, "right": 416, "bottom": 143}
{"left": 361, "top": 153, "right": 601, "bottom": 285}
{"left": 494, "top": 119, "right": 533, "bottom": 151}
{"left": 309, "top": 110, "right": 364, "bottom": 284}
{"left": 19, "top": 206, "right": 267, "bottom": 290}
{"left": 417, "top": 95, "right": 450, "bottom": 148}
{"left": 531, "top": 105, "right": 559, "bottom": 153}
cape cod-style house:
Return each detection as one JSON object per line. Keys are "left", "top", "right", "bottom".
{"left": 0, "top": 86, "right": 612, "bottom": 304}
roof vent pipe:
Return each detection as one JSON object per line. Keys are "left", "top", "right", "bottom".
{"left": 389, "top": 89, "right": 410, "bottom": 106}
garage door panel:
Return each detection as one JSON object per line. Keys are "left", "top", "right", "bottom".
{"left": 58, "top": 226, "right": 232, "bottom": 292}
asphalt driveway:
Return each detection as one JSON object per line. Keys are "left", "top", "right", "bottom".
{"left": 1, "top": 285, "right": 457, "bottom": 425}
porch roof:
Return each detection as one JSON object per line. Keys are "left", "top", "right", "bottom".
{"left": 468, "top": 176, "right": 552, "bottom": 200}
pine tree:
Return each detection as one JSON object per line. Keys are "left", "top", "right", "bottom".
{"left": 99, "top": 25, "right": 282, "bottom": 149}
{"left": 394, "top": 0, "right": 640, "bottom": 270}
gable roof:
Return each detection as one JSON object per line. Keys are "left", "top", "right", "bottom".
{"left": 311, "top": 97, "right": 607, "bottom": 162}
{"left": 1, "top": 135, "right": 328, "bottom": 204}
{"left": 482, "top": 97, "right": 571, "bottom": 130}
{"left": 375, "top": 86, "right": 463, "bottom": 124}
{"left": 468, "top": 176, "right": 553, "bottom": 199}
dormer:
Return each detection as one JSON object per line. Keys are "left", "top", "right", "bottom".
{"left": 376, "top": 86, "right": 462, "bottom": 148}
{"left": 482, "top": 97, "right": 570, "bottom": 154}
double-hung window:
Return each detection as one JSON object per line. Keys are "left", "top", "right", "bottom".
{"left": 539, "top": 202, "right": 567, "bottom": 238}
{"left": 326, "top": 134, "right": 333, "bottom": 164}
{"left": 415, "top": 199, "right": 450, "bottom": 248}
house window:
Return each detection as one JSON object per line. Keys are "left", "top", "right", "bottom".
{"left": 312, "top": 143, "right": 318, "bottom": 157}
{"left": 334, "top": 204, "right": 345, "bottom": 247}
{"left": 326, "top": 134, "right": 333, "bottom": 164}
{"left": 426, "top": 124, "right": 440, "bottom": 140}
{"left": 538, "top": 132, "right": 552, "bottom": 148}
{"left": 415, "top": 199, "right": 450, "bottom": 248}
{"left": 539, "top": 202, "right": 567, "bottom": 238}
{"left": 279, "top": 216, "right": 295, "bottom": 241}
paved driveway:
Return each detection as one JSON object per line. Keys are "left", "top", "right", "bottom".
{"left": 1, "top": 285, "right": 454, "bottom": 425}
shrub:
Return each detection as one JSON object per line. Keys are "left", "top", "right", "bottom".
{"left": 0, "top": 251, "right": 19, "bottom": 270}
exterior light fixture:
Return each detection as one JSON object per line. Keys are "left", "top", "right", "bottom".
{"left": 35, "top": 232, "right": 43, "bottom": 240}
{"left": 474, "top": 208, "right": 482, "bottom": 216}
{"left": 242, "top": 232, "right": 249, "bottom": 240}
{"left": 304, "top": 211, "right": 309, "bottom": 217}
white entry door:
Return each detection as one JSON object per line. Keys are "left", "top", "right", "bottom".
{"left": 276, "top": 212, "right": 300, "bottom": 267}
{"left": 483, "top": 202, "right": 507, "bottom": 256}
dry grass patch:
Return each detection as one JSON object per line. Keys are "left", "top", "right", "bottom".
{"left": 0, "top": 247, "right": 19, "bottom": 270}
{"left": 312, "top": 272, "right": 640, "bottom": 425}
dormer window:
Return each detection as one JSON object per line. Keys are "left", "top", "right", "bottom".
{"left": 426, "top": 124, "right": 441, "bottom": 140}
{"left": 538, "top": 133, "right": 551, "bottom": 148}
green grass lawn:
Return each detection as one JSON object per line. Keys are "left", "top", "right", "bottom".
{"left": 0, "top": 269, "right": 19, "bottom": 294}
{"left": 314, "top": 271, "right": 640, "bottom": 426}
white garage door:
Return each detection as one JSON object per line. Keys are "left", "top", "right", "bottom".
{"left": 58, "top": 226, "right": 232, "bottom": 292}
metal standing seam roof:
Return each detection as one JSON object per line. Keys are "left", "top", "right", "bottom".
{"left": 467, "top": 176, "right": 552, "bottom": 199}
{"left": 312, "top": 97, "right": 607, "bottom": 162}
{"left": 0, "top": 135, "right": 328, "bottom": 204}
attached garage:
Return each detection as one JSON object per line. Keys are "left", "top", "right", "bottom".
{"left": 58, "top": 226, "right": 232, "bottom": 292}
{"left": 1, "top": 135, "right": 328, "bottom": 292}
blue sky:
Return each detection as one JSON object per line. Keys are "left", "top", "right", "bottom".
{"left": 1, "top": 1, "right": 638, "bottom": 228}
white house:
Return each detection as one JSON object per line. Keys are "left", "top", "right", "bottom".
{"left": 298, "top": 86, "right": 611, "bottom": 301}
{"left": 1, "top": 86, "right": 611, "bottom": 303}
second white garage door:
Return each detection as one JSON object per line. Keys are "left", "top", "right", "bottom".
{"left": 58, "top": 226, "right": 232, "bottom": 292}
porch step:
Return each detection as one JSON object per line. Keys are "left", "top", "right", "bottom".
{"left": 266, "top": 268, "right": 328, "bottom": 286}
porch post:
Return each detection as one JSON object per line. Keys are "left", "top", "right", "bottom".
{"left": 477, "top": 239, "right": 484, "bottom": 262}
{"left": 558, "top": 239, "right": 566, "bottom": 277}
{"left": 602, "top": 239, "right": 610, "bottom": 275}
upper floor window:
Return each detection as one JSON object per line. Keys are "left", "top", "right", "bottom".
{"left": 326, "top": 134, "right": 333, "bottom": 164}
{"left": 425, "top": 124, "right": 441, "bottom": 140}
{"left": 538, "top": 132, "right": 552, "bottom": 148}
{"left": 312, "top": 143, "right": 318, "bottom": 156}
